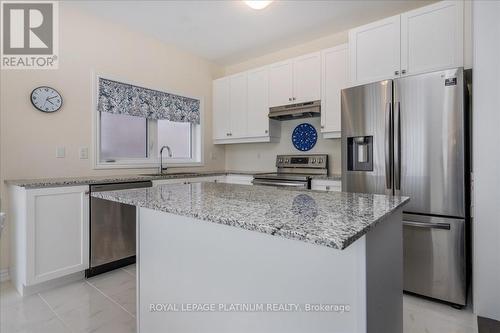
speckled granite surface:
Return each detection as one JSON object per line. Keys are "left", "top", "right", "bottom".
{"left": 4, "top": 171, "right": 263, "bottom": 189}
{"left": 6, "top": 171, "right": 341, "bottom": 189}
{"left": 92, "top": 182, "right": 408, "bottom": 250}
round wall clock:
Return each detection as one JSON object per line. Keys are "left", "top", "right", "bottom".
{"left": 292, "top": 123, "right": 317, "bottom": 151}
{"left": 30, "top": 86, "right": 63, "bottom": 113}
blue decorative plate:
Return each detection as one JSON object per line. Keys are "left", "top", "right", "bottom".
{"left": 292, "top": 123, "right": 317, "bottom": 151}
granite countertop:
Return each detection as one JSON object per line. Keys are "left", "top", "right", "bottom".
{"left": 92, "top": 182, "right": 408, "bottom": 250}
{"left": 5, "top": 171, "right": 342, "bottom": 189}
{"left": 4, "top": 171, "right": 264, "bottom": 189}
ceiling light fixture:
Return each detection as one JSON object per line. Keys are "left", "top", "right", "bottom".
{"left": 244, "top": 1, "right": 273, "bottom": 10}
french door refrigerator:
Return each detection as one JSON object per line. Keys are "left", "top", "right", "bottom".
{"left": 341, "top": 68, "right": 470, "bottom": 306}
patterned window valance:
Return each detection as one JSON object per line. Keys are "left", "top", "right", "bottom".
{"left": 97, "top": 77, "right": 200, "bottom": 124}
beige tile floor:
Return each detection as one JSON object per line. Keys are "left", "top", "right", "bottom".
{"left": 1, "top": 264, "right": 478, "bottom": 333}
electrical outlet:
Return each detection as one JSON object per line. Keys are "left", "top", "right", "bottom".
{"left": 56, "top": 147, "right": 66, "bottom": 158}
{"left": 79, "top": 147, "right": 89, "bottom": 159}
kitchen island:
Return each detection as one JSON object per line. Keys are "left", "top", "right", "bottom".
{"left": 93, "top": 182, "right": 409, "bottom": 333}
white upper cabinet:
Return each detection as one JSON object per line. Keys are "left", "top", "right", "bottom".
{"left": 401, "top": 0, "right": 463, "bottom": 75}
{"left": 293, "top": 52, "right": 321, "bottom": 103}
{"left": 349, "top": 15, "right": 401, "bottom": 85}
{"left": 229, "top": 73, "right": 248, "bottom": 138}
{"left": 213, "top": 66, "right": 279, "bottom": 144}
{"left": 247, "top": 67, "right": 270, "bottom": 138}
{"left": 213, "top": 77, "right": 231, "bottom": 140}
{"left": 321, "top": 44, "right": 348, "bottom": 138}
{"left": 268, "top": 52, "right": 321, "bottom": 107}
{"left": 349, "top": 1, "right": 465, "bottom": 86}
{"left": 268, "top": 60, "right": 294, "bottom": 107}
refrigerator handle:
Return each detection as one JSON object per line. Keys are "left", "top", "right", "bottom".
{"left": 385, "top": 102, "right": 393, "bottom": 190}
{"left": 394, "top": 102, "right": 401, "bottom": 190}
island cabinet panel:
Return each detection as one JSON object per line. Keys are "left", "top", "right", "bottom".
{"left": 26, "top": 186, "right": 89, "bottom": 286}
{"left": 321, "top": 44, "right": 349, "bottom": 138}
{"left": 349, "top": 15, "right": 401, "bottom": 85}
{"left": 401, "top": 0, "right": 464, "bottom": 76}
{"left": 137, "top": 207, "right": 404, "bottom": 333}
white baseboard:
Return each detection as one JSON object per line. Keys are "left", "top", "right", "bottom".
{"left": 0, "top": 268, "right": 9, "bottom": 282}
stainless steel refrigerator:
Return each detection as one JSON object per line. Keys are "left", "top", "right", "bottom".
{"left": 341, "top": 68, "right": 470, "bottom": 306}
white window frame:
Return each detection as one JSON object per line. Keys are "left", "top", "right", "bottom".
{"left": 92, "top": 73, "right": 203, "bottom": 169}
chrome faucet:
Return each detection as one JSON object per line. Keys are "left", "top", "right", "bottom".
{"left": 159, "top": 145, "right": 172, "bottom": 174}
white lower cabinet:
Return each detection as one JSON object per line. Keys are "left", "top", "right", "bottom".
{"left": 311, "top": 179, "right": 342, "bottom": 192}
{"left": 152, "top": 175, "right": 254, "bottom": 186}
{"left": 10, "top": 185, "right": 89, "bottom": 294}
{"left": 220, "top": 174, "right": 254, "bottom": 185}
{"left": 152, "top": 176, "right": 223, "bottom": 186}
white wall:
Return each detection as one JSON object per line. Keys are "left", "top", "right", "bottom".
{"left": 472, "top": 0, "right": 500, "bottom": 321}
{"left": 0, "top": 3, "right": 225, "bottom": 271}
{"left": 225, "top": 118, "right": 341, "bottom": 175}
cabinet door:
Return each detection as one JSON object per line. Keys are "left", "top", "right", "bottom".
{"left": 26, "top": 186, "right": 89, "bottom": 285}
{"left": 311, "top": 180, "right": 342, "bottom": 192}
{"left": 401, "top": 1, "right": 463, "bottom": 75}
{"left": 213, "top": 77, "right": 231, "bottom": 140}
{"left": 349, "top": 15, "right": 401, "bottom": 85}
{"left": 321, "top": 45, "right": 348, "bottom": 137}
{"left": 269, "top": 60, "right": 293, "bottom": 107}
{"left": 293, "top": 52, "right": 321, "bottom": 103}
{"left": 247, "top": 67, "right": 270, "bottom": 138}
{"left": 229, "top": 73, "right": 248, "bottom": 138}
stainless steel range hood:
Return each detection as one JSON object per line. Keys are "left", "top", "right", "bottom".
{"left": 268, "top": 100, "right": 321, "bottom": 121}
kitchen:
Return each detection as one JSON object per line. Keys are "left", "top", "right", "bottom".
{"left": 0, "top": 1, "right": 499, "bottom": 333}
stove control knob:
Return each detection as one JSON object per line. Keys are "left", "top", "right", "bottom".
{"left": 285, "top": 159, "right": 289, "bottom": 163}
{"left": 311, "top": 158, "right": 316, "bottom": 164}
{"left": 318, "top": 158, "right": 323, "bottom": 163}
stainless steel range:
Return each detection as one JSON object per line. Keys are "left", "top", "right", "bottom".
{"left": 252, "top": 154, "right": 328, "bottom": 189}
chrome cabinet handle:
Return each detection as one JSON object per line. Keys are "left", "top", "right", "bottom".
{"left": 403, "top": 221, "right": 450, "bottom": 230}
{"left": 321, "top": 125, "right": 324, "bottom": 129}
{"left": 395, "top": 70, "right": 400, "bottom": 75}
{"left": 293, "top": 97, "right": 296, "bottom": 101}
{"left": 264, "top": 129, "right": 268, "bottom": 134}
{"left": 402, "top": 69, "right": 407, "bottom": 74}
{"left": 288, "top": 97, "right": 292, "bottom": 101}
{"left": 385, "top": 102, "right": 393, "bottom": 190}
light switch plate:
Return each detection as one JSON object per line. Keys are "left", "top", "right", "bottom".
{"left": 56, "top": 147, "right": 65, "bottom": 158}
{"left": 79, "top": 147, "right": 89, "bottom": 159}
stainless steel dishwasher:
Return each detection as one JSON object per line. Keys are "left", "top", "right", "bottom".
{"left": 86, "top": 181, "right": 152, "bottom": 277}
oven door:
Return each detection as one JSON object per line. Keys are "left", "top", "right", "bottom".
{"left": 252, "top": 178, "right": 308, "bottom": 189}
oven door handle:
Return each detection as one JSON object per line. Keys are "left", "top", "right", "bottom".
{"left": 252, "top": 179, "right": 307, "bottom": 188}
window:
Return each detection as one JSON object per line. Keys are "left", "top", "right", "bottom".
{"left": 157, "top": 120, "right": 192, "bottom": 159}
{"left": 100, "top": 112, "right": 148, "bottom": 161}
{"left": 96, "top": 113, "right": 201, "bottom": 168}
